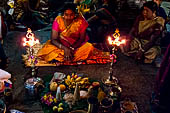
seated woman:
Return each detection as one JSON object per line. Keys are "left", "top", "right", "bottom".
{"left": 37, "top": 3, "right": 96, "bottom": 63}
{"left": 123, "top": 1, "right": 165, "bottom": 64}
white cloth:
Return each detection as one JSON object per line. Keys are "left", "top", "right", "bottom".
{"left": 0, "top": 69, "right": 11, "bottom": 82}
{"left": 8, "top": 8, "right": 14, "bottom": 16}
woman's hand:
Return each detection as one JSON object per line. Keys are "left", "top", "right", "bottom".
{"left": 121, "top": 35, "right": 131, "bottom": 53}
{"left": 64, "top": 47, "right": 73, "bottom": 61}
{"left": 135, "top": 50, "right": 144, "bottom": 60}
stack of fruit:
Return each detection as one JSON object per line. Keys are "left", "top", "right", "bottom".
{"left": 65, "top": 73, "right": 90, "bottom": 89}
{"left": 41, "top": 93, "right": 65, "bottom": 112}
{"left": 52, "top": 103, "right": 64, "bottom": 112}
{"left": 50, "top": 82, "right": 66, "bottom": 92}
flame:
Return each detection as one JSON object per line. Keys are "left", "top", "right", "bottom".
{"left": 108, "top": 29, "right": 126, "bottom": 46}
{"left": 23, "top": 28, "right": 39, "bottom": 47}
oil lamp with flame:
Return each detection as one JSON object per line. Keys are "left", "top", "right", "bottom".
{"left": 102, "top": 29, "right": 126, "bottom": 86}
{"left": 23, "top": 28, "right": 44, "bottom": 98}
{"left": 23, "top": 28, "right": 39, "bottom": 76}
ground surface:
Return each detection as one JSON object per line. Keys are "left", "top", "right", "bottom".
{"left": 2, "top": 25, "right": 159, "bottom": 113}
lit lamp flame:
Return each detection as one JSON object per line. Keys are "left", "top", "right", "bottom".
{"left": 108, "top": 29, "right": 126, "bottom": 46}
{"left": 23, "top": 28, "right": 39, "bottom": 47}
{"left": 102, "top": 29, "right": 126, "bottom": 86}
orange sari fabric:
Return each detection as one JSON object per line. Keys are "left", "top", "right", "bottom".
{"left": 52, "top": 15, "right": 89, "bottom": 47}
{"left": 37, "top": 15, "right": 93, "bottom": 62}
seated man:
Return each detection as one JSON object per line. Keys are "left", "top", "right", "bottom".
{"left": 37, "top": 3, "right": 100, "bottom": 63}
{"left": 123, "top": 1, "right": 165, "bottom": 64}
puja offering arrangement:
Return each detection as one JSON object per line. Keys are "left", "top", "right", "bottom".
{"left": 39, "top": 71, "right": 123, "bottom": 113}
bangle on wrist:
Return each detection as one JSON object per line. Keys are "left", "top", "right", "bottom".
{"left": 70, "top": 46, "right": 74, "bottom": 51}
{"left": 139, "top": 48, "right": 145, "bottom": 52}
{"left": 59, "top": 44, "right": 61, "bottom": 49}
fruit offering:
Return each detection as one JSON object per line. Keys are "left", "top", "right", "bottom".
{"left": 52, "top": 102, "right": 64, "bottom": 112}
{"left": 65, "top": 73, "right": 90, "bottom": 89}
{"left": 50, "top": 82, "right": 58, "bottom": 91}
{"left": 59, "top": 84, "right": 66, "bottom": 92}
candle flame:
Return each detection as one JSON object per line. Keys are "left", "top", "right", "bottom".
{"left": 23, "top": 28, "right": 39, "bottom": 47}
{"left": 108, "top": 29, "right": 126, "bottom": 46}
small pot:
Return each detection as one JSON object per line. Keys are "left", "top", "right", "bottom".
{"left": 24, "top": 77, "right": 44, "bottom": 98}
{"left": 100, "top": 97, "right": 113, "bottom": 113}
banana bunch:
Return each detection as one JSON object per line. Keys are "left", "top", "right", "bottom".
{"left": 65, "top": 73, "right": 90, "bottom": 89}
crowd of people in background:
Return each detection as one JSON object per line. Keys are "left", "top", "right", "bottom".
{"left": 0, "top": 1, "right": 169, "bottom": 65}
{"left": 0, "top": 1, "right": 169, "bottom": 62}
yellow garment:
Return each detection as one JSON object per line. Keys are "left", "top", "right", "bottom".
{"left": 73, "top": 42, "right": 94, "bottom": 61}
{"left": 138, "top": 17, "right": 165, "bottom": 34}
{"left": 37, "top": 40, "right": 64, "bottom": 62}
{"left": 16, "top": 0, "right": 28, "bottom": 5}
{"left": 37, "top": 40, "right": 94, "bottom": 62}
{"left": 129, "top": 38, "right": 160, "bottom": 63}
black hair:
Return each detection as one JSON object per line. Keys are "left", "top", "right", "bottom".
{"left": 143, "top": 1, "right": 158, "bottom": 12}
{"left": 62, "top": 2, "right": 77, "bottom": 13}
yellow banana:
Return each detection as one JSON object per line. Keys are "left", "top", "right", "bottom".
{"left": 70, "top": 78, "right": 74, "bottom": 82}
{"left": 65, "top": 79, "right": 70, "bottom": 85}
{"left": 67, "top": 75, "right": 71, "bottom": 81}
{"left": 75, "top": 77, "right": 82, "bottom": 82}
{"left": 72, "top": 82, "right": 76, "bottom": 86}
{"left": 74, "top": 74, "right": 78, "bottom": 79}
{"left": 80, "top": 80, "right": 85, "bottom": 85}
{"left": 81, "top": 77, "right": 88, "bottom": 82}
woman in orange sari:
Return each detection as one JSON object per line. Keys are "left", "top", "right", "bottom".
{"left": 37, "top": 2, "right": 94, "bottom": 63}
